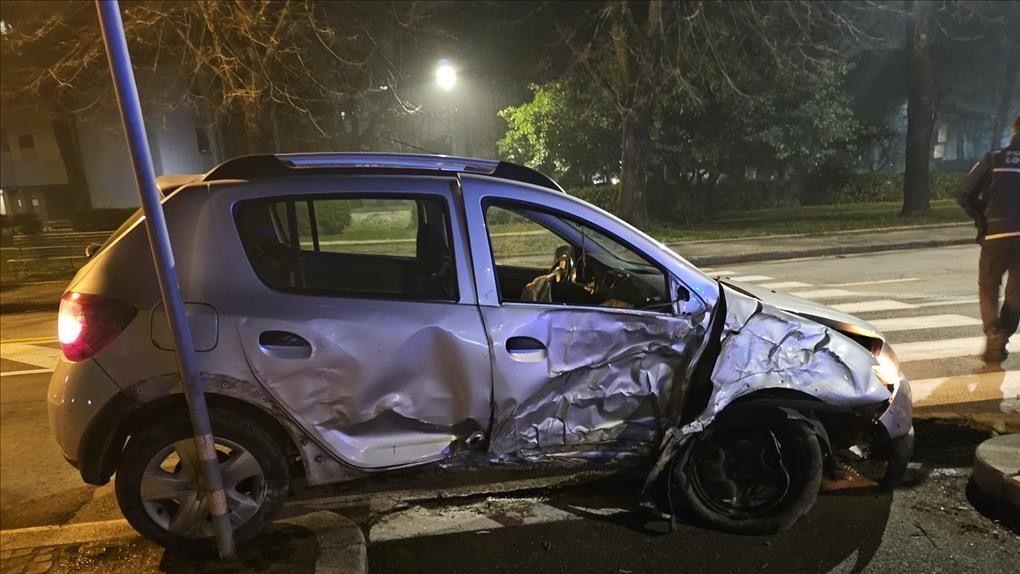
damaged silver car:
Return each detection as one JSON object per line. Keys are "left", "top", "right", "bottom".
{"left": 48, "top": 153, "right": 913, "bottom": 546}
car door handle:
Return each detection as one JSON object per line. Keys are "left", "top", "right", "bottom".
{"left": 259, "top": 330, "right": 312, "bottom": 359}
{"left": 506, "top": 336, "right": 547, "bottom": 362}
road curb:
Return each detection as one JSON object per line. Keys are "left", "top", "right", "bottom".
{"left": 0, "top": 511, "right": 367, "bottom": 573}
{"left": 675, "top": 221, "right": 970, "bottom": 245}
{"left": 283, "top": 510, "right": 367, "bottom": 574}
{"left": 682, "top": 237, "right": 973, "bottom": 267}
{"left": 971, "top": 434, "right": 1020, "bottom": 513}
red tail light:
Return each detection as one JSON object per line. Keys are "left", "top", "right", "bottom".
{"left": 58, "top": 292, "right": 137, "bottom": 362}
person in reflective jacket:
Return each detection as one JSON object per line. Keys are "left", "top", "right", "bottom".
{"left": 956, "top": 116, "right": 1020, "bottom": 363}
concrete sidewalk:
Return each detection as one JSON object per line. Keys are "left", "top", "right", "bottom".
{"left": 672, "top": 222, "right": 975, "bottom": 267}
{"left": 0, "top": 511, "right": 365, "bottom": 574}
{"left": 0, "top": 223, "right": 976, "bottom": 314}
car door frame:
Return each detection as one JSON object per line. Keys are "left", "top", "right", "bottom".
{"left": 458, "top": 174, "right": 720, "bottom": 460}
{"left": 211, "top": 175, "right": 494, "bottom": 471}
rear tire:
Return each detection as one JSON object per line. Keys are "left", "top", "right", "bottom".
{"left": 115, "top": 409, "right": 289, "bottom": 549}
{"left": 673, "top": 413, "right": 823, "bottom": 534}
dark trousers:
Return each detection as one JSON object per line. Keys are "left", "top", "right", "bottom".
{"left": 978, "top": 236, "right": 1020, "bottom": 339}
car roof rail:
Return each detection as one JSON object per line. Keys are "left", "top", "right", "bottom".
{"left": 199, "top": 153, "right": 564, "bottom": 192}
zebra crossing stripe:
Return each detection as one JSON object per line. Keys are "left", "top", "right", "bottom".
{"left": 726, "top": 275, "right": 774, "bottom": 282}
{"left": 895, "top": 336, "right": 1019, "bottom": 363}
{"left": 759, "top": 281, "right": 813, "bottom": 290}
{"left": 0, "top": 368, "right": 54, "bottom": 378}
{"left": 867, "top": 314, "right": 981, "bottom": 332}
{"left": 788, "top": 288, "right": 858, "bottom": 299}
{"left": 910, "top": 370, "right": 1019, "bottom": 406}
{"left": 832, "top": 300, "right": 917, "bottom": 313}
{"left": 0, "top": 343, "right": 61, "bottom": 369}
{"left": 826, "top": 278, "right": 921, "bottom": 288}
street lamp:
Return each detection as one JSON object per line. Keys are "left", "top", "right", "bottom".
{"left": 436, "top": 59, "right": 457, "bottom": 91}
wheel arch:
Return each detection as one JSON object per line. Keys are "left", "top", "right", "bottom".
{"left": 78, "top": 391, "right": 300, "bottom": 486}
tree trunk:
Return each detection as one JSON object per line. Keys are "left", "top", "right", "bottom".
{"left": 902, "top": 0, "right": 935, "bottom": 216}
{"left": 991, "top": 44, "right": 1018, "bottom": 149}
{"left": 50, "top": 114, "right": 92, "bottom": 213}
{"left": 619, "top": 108, "right": 651, "bottom": 225}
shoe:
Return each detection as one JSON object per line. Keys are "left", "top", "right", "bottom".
{"left": 982, "top": 334, "right": 1008, "bottom": 364}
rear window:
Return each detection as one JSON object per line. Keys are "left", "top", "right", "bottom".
{"left": 235, "top": 196, "right": 457, "bottom": 300}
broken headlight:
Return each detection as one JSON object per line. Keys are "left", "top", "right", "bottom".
{"left": 871, "top": 344, "right": 902, "bottom": 393}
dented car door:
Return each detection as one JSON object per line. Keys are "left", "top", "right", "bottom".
{"left": 230, "top": 178, "right": 492, "bottom": 469}
{"left": 460, "top": 176, "right": 713, "bottom": 463}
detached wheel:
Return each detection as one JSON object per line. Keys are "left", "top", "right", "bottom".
{"left": 673, "top": 413, "right": 822, "bottom": 534}
{"left": 115, "top": 409, "right": 289, "bottom": 549}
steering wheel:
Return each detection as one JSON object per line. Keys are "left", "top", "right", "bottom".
{"left": 600, "top": 268, "right": 630, "bottom": 293}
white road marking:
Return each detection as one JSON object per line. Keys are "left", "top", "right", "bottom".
{"left": 702, "top": 269, "right": 736, "bottom": 276}
{"left": 759, "top": 281, "right": 813, "bottom": 290}
{"left": 788, "top": 288, "right": 858, "bottom": 299}
{"left": 914, "top": 297, "right": 980, "bottom": 308}
{"left": 910, "top": 371, "right": 1019, "bottom": 407}
{"left": 725, "top": 275, "right": 774, "bottom": 282}
{"left": 832, "top": 300, "right": 917, "bottom": 313}
{"left": 0, "top": 368, "right": 54, "bottom": 378}
{"left": 0, "top": 343, "right": 60, "bottom": 369}
{"left": 896, "top": 337, "right": 1019, "bottom": 363}
{"left": 867, "top": 314, "right": 981, "bottom": 332}
{"left": 370, "top": 497, "right": 618, "bottom": 542}
{"left": 825, "top": 277, "right": 921, "bottom": 288}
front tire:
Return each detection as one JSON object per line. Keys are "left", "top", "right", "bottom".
{"left": 673, "top": 413, "right": 823, "bottom": 534}
{"left": 115, "top": 409, "right": 289, "bottom": 549}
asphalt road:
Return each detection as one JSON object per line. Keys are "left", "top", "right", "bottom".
{"left": 0, "top": 244, "right": 1017, "bottom": 570}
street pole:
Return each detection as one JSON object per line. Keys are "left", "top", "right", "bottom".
{"left": 94, "top": 0, "right": 236, "bottom": 560}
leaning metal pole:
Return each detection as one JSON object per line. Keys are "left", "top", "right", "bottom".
{"left": 95, "top": 0, "right": 237, "bottom": 560}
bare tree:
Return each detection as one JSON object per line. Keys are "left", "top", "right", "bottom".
{"left": 990, "top": 1, "right": 1020, "bottom": 148}
{"left": 0, "top": 1, "right": 430, "bottom": 155}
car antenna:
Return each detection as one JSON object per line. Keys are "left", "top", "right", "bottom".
{"left": 385, "top": 136, "right": 440, "bottom": 155}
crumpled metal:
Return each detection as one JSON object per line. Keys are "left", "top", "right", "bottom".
{"left": 643, "top": 286, "right": 891, "bottom": 489}
{"left": 488, "top": 308, "right": 707, "bottom": 462}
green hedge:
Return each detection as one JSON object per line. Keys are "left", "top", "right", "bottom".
{"left": 569, "top": 185, "right": 620, "bottom": 212}
{"left": 11, "top": 213, "right": 42, "bottom": 235}
{"left": 70, "top": 208, "right": 138, "bottom": 231}
{"left": 566, "top": 171, "right": 967, "bottom": 220}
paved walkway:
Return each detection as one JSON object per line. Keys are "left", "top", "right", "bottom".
{"left": 672, "top": 222, "right": 975, "bottom": 266}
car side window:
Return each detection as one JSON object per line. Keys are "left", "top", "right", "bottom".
{"left": 236, "top": 196, "right": 457, "bottom": 300}
{"left": 485, "top": 204, "right": 668, "bottom": 310}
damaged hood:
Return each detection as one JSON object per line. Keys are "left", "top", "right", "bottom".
{"left": 720, "top": 280, "right": 884, "bottom": 341}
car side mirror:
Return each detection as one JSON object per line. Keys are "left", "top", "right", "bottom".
{"left": 674, "top": 283, "right": 706, "bottom": 316}
{"left": 85, "top": 242, "right": 102, "bottom": 259}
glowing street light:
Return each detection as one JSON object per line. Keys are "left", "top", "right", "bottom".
{"left": 436, "top": 59, "right": 457, "bottom": 91}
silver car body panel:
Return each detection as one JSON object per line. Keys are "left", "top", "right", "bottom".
{"left": 50, "top": 164, "right": 912, "bottom": 487}
{"left": 47, "top": 357, "right": 121, "bottom": 462}
{"left": 721, "top": 280, "right": 884, "bottom": 338}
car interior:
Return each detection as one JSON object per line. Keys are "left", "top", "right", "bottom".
{"left": 235, "top": 197, "right": 458, "bottom": 300}
{"left": 486, "top": 205, "right": 669, "bottom": 310}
